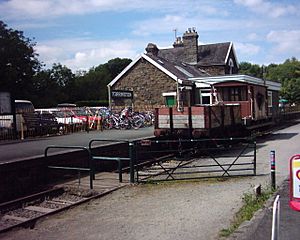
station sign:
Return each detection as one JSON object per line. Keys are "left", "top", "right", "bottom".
{"left": 111, "top": 90, "right": 133, "bottom": 99}
{"left": 289, "top": 154, "right": 300, "bottom": 211}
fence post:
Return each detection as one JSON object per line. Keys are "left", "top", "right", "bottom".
{"left": 129, "top": 141, "right": 135, "bottom": 183}
{"left": 270, "top": 150, "right": 276, "bottom": 189}
{"left": 254, "top": 139, "right": 256, "bottom": 175}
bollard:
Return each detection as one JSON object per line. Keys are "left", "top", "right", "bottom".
{"left": 129, "top": 142, "right": 135, "bottom": 183}
{"left": 270, "top": 150, "right": 276, "bottom": 189}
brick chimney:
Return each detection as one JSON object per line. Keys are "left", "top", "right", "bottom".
{"left": 145, "top": 43, "right": 159, "bottom": 56}
{"left": 182, "top": 27, "right": 198, "bottom": 64}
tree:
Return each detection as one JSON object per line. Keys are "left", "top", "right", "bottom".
{"left": 0, "top": 21, "right": 41, "bottom": 99}
{"left": 239, "top": 62, "right": 263, "bottom": 78}
{"left": 32, "top": 63, "right": 76, "bottom": 107}
{"left": 281, "top": 78, "right": 300, "bottom": 104}
{"left": 270, "top": 58, "right": 300, "bottom": 103}
{"left": 266, "top": 57, "right": 300, "bottom": 82}
{"left": 106, "top": 58, "right": 132, "bottom": 79}
{"left": 73, "top": 58, "right": 132, "bottom": 104}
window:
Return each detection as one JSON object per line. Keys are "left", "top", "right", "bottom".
{"left": 268, "top": 91, "right": 273, "bottom": 107}
{"left": 221, "top": 87, "right": 247, "bottom": 101}
{"left": 174, "top": 65, "right": 194, "bottom": 78}
{"left": 230, "top": 87, "right": 240, "bottom": 101}
{"left": 200, "top": 89, "right": 211, "bottom": 105}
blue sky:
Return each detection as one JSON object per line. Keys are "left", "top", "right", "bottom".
{"left": 1, "top": 0, "right": 300, "bottom": 72}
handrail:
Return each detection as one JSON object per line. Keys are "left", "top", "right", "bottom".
{"left": 44, "top": 145, "right": 93, "bottom": 189}
{"left": 88, "top": 139, "right": 135, "bottom": 183}
{"left": 88, "top": 139, "right": 129, "bottom": 150}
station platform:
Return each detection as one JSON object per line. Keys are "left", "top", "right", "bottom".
{"left": 0, "top": 127, "right": 154, "bottom": 163}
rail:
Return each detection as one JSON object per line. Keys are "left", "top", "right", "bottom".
{"left": 44, "top": 146, "right": 93, "bottom": 189}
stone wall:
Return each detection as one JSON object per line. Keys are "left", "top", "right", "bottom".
{"left": 112, "top": 59, "right": 177, "bottom": 112}
{"left": 200, "top": 65, "right": 225, "bottom": 76}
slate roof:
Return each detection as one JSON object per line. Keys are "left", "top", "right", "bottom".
{"left": 197, "top": 42, "right": 231, "bottom": 66}
{"left": 145, "top": 53, "right": 209, "bottom": 81}
{"left": 157, "top": 42, "right": 232, "bottom": 66}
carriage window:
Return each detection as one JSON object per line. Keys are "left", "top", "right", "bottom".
{"left": 230, "top": 88, "right": 240, "bottom": 101}
{"left": 200, "top": 89, "right": 211, "bottom": 105}
{"left": 268, "top": 91, "right": 272, "bottom": 107}
{"left": 221, "top": 87, "right": 247, "bottom": 101}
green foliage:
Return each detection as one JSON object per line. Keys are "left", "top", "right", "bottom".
{"left": 72, "top": 58, "right": 132, "bottom": 104}
{"left": 219, "top": 187, "right": 275, "bottom": 237}
{"left": 281, "top": 78, "right": 300, "bottom": 104}
{"left": 267, "top": 58, "right": 300, "bottom": 103}
{"left": 0, "top": 21, "right": 41, "bottom": 99}
{"left": 239, "top": 62, "right": 263, "bottom": 78}
{"left": 239, "top": 58, "right": 300, "bottom": 103}
{"left": 31, "top": 58, "right": 131, "bottom": 108}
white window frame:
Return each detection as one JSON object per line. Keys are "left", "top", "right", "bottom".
{"left": 268, "top": 91, "right": 273, "bottom": 107}
{"left": 200, "top": 89, "right": 212, "bottom": 105}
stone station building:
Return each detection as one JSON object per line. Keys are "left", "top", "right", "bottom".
{"left": 107, "top": 28, "right": 279, "bottom": 113}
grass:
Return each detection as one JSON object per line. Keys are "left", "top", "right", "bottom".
{"left": 219, "top": 186, "right": 275, "bottom": 238}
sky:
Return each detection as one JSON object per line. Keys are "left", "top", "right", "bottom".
{"left": 1, "top": 0, "right": 300, "bottom": 72}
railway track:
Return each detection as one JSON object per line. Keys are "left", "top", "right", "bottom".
{"left": 0, "top": 185, "right": 120, "bottom": 233}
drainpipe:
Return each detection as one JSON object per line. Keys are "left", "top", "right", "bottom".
{"left": 107, "top": 85, "right": 112, "bottom": 109}
{"left": 176, "top": 78, "right": 183, "bottom": 112}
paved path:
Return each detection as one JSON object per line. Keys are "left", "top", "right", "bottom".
{"left": 1, "top": 122, "right": 300, "bottom": 240}
{"left": 0, "top": 127, "right": 154, "bottom": 163}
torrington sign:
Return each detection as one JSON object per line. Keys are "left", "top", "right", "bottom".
{"left": 111, "top": 90, "right": 133, "bottom": 99}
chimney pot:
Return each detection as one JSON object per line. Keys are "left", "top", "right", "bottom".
{"left": 145, "top": 43, "right": 159, "bottom": 56}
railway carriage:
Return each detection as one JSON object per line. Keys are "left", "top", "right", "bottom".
{"left": 154, "top": 75, "right": 283, "bottom": 138}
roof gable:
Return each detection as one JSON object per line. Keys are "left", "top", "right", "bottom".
{"left": 197, "top": 42, "right": 231, "bottom": 66}
{"left": 108, "top": 54, "right": 182, "bottom": 87}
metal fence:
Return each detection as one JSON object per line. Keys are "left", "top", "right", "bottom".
{"left": 134, "top": 137, "right": 256, "bottom": 182}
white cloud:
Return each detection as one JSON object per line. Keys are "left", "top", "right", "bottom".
{"left": 132, "top": 14, "right": 248, "bottom": 37}
{"left": 246, "top": 33, "right": 259, "bottom": 41}
{"left": 235, "top": 42, "right": 261, "bottom": 56}
{"left": 0, "top": 0, "right": 230, "bottom": 20}
{"left": 267, "top": 30, "right": 300, "bottom": 54}
{"left": 234, "top": 0, "right": 298, "bottom": 18}
{"left": 35, "top": 38, "right": 143, "bottom": 71}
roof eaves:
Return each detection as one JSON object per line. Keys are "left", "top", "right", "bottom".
{"left": 224, "top": 42, "right": 239, "bottom": 68}
{"left": 224, "top": 42, "right": 232, "bottom": 65}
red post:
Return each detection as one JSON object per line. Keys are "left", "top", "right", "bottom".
{"left": 270, "top": 150, "right": 276, "bottom": 189}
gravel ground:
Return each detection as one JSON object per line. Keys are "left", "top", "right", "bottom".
{"left": 1, "top": 122, "right": 299, "bottom": 240}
